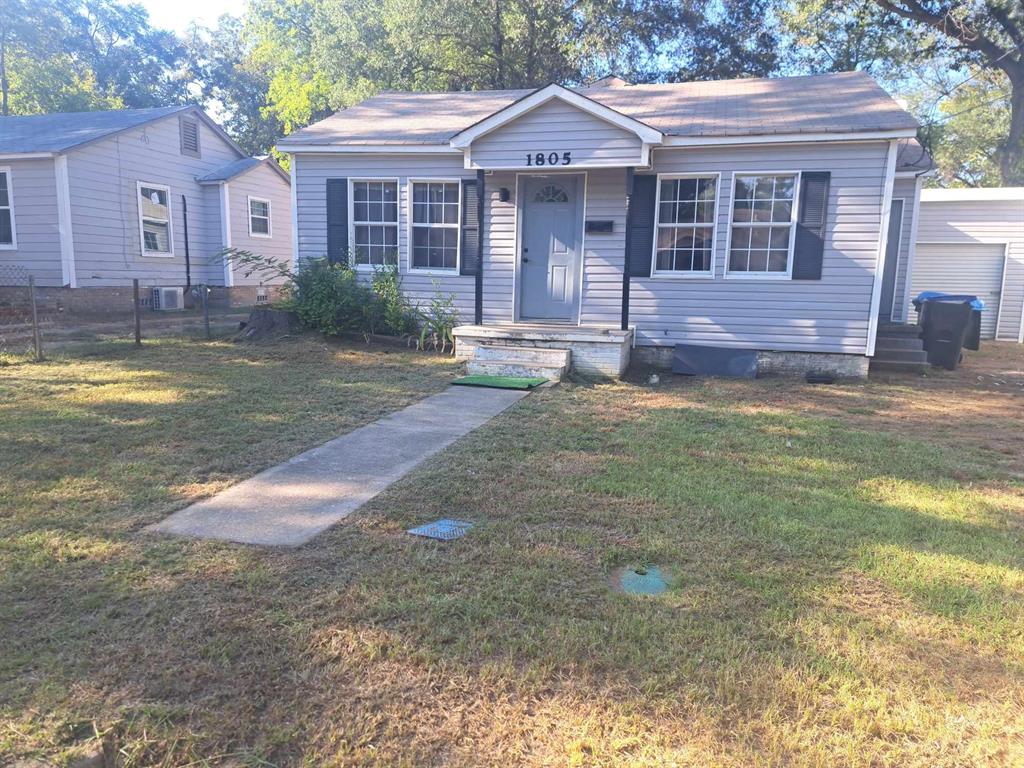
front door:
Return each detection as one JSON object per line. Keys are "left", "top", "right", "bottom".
{"left": 879, "top": 198, "right": 905, "bottom": 320}
{"left": 520, "top": 176, "right": 582, "bottom": 321}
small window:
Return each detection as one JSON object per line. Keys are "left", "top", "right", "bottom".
{"left": 534, "top": 184, "right": 568, "bottom": 203}
{"left": 653, "top": 175, "right": 717, "bottom": 275}
{"left": 138, "top": 183, "right": 172, "bottom": 255}
{"left": 411, "top": 181, "right": 460, "bottom": 271}
{"left": 351, "top": 180, "right": 398, "bottom": 267}
{"left": 0, "top": 169, "right": 14, "bottom": 248}
{"left": 728, "top": 174, "right": 798, "bottom": 275}
{"left": 179, "top": 116, "right": 200, "bottom": 157}
{"left": 249, "top": 197, "right": 271, "bottom": 237}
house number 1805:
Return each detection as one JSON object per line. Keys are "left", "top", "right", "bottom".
{"left": 525, "top": 151, "right": 571, "bottom": 167}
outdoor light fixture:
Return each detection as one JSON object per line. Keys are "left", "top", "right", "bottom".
{"left": 499, "top": 187, "right": 511, "bottom": 202}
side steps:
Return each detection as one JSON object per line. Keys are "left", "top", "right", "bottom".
{"left": 466, "top": 344, "right": 570, "bottom": 381}
{"left": 871, "top": 324, "right": 928, "bottom": 375}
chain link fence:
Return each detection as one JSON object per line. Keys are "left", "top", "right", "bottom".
{"left": 0, "top": 265, "right": 44, "bottom": 361}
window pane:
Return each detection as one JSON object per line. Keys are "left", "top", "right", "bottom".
{"left": 140, "top": 187, "right": 168, "bottom": 221}
{"left": 143, "top": 220, "right": 170, "bottom": 252}
{"left": 0, "top": 172, "right": 9, "bottom": 207}
{"left": 0, "top": 209, "right": 12, "bottom": 244}
{"left": 250, "top": 200, "right": 269, "bottom": 218}
{"left": 768, "top": 250, "right": 789, "bottom": 272}
{"left": 769, "top": 227, "right": 790, "bottom": 249}
{"left": 771, "top": 200, "right": 792, "bottom": 222}
{"left": 729, "top": 249, "right": 748, "bottom": 271}
{"left": 251, "top": 216, "right": 269, "bottom": 235}
{"left": 748, "top": 249, "right": 769, "bottom": 271}
{"left": 354, "top": 182, "right": 369, "bottom": 202}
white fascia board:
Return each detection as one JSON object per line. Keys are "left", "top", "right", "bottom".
{"left": 921, "top": 187, "right": 1024, "bottom": 202}
{"left": 449, "top": 83, "right": 664, "bottom": 148}
{"left": 276, "top": 144, "right": 460, "bottom": 155}
{"left": 660, "top": 128, "right": 917, "bottom": 148}
{"left": 0, "top": 152, "right": 55, "bottom": 160}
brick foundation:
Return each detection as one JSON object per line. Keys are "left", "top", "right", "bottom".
{"left": 631, "top": 345, "right": 869, "bottom": 380}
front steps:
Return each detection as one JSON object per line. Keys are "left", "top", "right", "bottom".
{"left": 466, "top": 344, "right": 570, "bottom": 381}
{"left": 871, "top": 323, "right": 928, "bottom": 374}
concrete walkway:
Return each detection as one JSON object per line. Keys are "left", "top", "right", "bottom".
{"left": 148, "top": 386, "right": 529, "bottom": 546}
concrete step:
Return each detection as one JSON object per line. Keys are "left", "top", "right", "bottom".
{"left": 472, "top": 344, "right": 570, "bottom": 366}
{"left": 877, "top": 323, "right": 922, "bottom": 337}
{"left": 869, "top": 359, "right": 928, "bottom": 375}
{"left": 466, "top": 358, "right": 567, "bottom": 381}
{"left": 874, "top": 336, "right": 925, "bottom": 352}
{"left": 872, "top": 348, "right": 929, "bottom": 364}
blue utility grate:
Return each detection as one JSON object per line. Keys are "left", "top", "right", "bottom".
{"left": 407, "top": 518, "right": 474, "bottom": 541}
{"left": 616, "top": 565, "right": 668, "bottom": 595}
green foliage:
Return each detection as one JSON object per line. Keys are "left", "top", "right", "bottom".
{"left": 416, "top": 283, "right": 460, "bottom": 355}
{"left": 371, "top": 265, "right": 419, "bottom": 337}
{"left": 287, "top": 258, "right": 376, "bottom": 336}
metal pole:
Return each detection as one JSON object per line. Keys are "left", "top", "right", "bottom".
{"left": 621, "top": 167, "right": 635, "bottom": 331}
{"left": 201, "top": 285, "right": 211, "bottom": 339}
{"left": 28, "top": 275, "right": 43, "bottom": 361}
{"left": 133, "top": 278, "right": 141, "bottom": 346}
{"left": 181, "top": 194, "right": 191, "bottom": 289}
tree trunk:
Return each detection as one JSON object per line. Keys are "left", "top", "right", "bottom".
{"left": 1002, "top": 73, "right": 1024, "bottom": 185}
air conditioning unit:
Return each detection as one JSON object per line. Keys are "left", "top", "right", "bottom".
{"left": 256, "top": 286, "right": 269, "bottom": 304}
{"left": 152, "top": 286, "right": 184, "bottom": 311}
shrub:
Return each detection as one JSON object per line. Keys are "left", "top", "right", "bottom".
{"left": 288, "top": 258, "right": 376, "bottom": 336}
{"left": 416, "top": 282, "right": 460, "bottom": 354}
{"left": 370, "top": 265, "right": 419, "bottom": 336}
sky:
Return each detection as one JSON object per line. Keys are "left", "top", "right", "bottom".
{"left": 138, "top": 0, "right": 247, "bottom": 33}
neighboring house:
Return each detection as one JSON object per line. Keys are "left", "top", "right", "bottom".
{"left": 901, "top": 188, "right": 1023, "bottom": 343}
{"left": 0, "top": 106, "right": 291, "bottom": 309}
{"left": 279, "top": 71, "right": 922, "bottom": 377}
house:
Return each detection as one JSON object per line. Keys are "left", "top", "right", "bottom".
{"left": 278, "top": 71, "right": 926, "bottom": 377}
{"left": 901, "top": 187, "right": 1023, "bottom": 343}
{"left": 0, "top": 106, "right": 292, "bottom": 311}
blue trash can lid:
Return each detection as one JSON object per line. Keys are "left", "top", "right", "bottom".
{"left": 914, "top": 291, "right": 985, "bottom": 311}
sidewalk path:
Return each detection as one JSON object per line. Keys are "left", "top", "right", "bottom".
{"left": 148, "top": 386, "right": 528, "bottom": 546}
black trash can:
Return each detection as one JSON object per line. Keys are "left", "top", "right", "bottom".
{"left": 918, "top": 300, "right": 973, "bottom": 370}
{"left": 912, "top": 292, "right": 984, "bottom": 351}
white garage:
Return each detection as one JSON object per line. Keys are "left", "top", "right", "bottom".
{"left": 901, "top": 188, "right": 1024, "bottom": 342}
{"left": 909, "top": 243, "right": 1006, "bottom": 339}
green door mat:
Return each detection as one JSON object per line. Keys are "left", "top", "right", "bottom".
{"left": 452, "top": 375, "right": 548, "bottom": 390}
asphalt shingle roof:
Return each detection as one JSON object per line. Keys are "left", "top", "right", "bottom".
{"left": 0, "top": 106, "right": 191, "bottom": 154}
{"left": 282, "top": 71, "right": 919, "bottom": 147}
{"left": 896, "top": 138, "right": 933, "bottom": 173}
{"left": 196, "top": 156, "right": 263, "bottom": 183}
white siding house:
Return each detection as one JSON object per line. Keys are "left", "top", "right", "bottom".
{"left": 280, "top": 72, "right": 924, "bottom": 376}
{"left": 908, "top": 188, "right": 1024, "bottom": 342}
{"left": 0, "top": 106, "right": 292, "bottom": 305}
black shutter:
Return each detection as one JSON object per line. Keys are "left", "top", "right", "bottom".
{"left": 792, "top": 171, "right": 830, "bottom": 280}
{"left": 460, "top": 179, "right": 480, "bottom": 277}
{"left": 626, "top": 174, "right": 657, "bottom": 278}
{"left": 326, "top": 178, "right": 348, "bottom": 265}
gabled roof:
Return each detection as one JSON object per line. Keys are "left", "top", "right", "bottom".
{"left": 278, "top": 71, "right": 919, "bottom": 150}
{"left": 197, "top": 156, "right": 290, "bottom": 185}
{"left": 0, "top": 105, "right": 246, "bottom": 157}
{"left": 449, "top": 83, "right": 663, "bottom": 148}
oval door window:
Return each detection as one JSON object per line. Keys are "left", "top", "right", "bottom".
{"left": 533, "top": 184, "right": 569, "bottom": 203}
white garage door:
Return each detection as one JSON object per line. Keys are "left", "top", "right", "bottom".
{"left": 910, "top": 243, "right": 1006, "bottom": 339}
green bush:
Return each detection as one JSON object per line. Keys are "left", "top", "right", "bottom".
{"left": 370, "top": 265, "right": 419, "bottom": 336}
{"left": 288, "top": 258, "right": 376, "bottom": 336}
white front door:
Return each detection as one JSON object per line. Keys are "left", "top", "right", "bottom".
{"left": 519, "top": 176, "right": 582, "bottom": 321}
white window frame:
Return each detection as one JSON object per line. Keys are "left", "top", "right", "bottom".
{"left": 136, "top": 181, "right": 174, "bottom": 257}
{"left": 348, "top": 177, "right": 400, "bottom": 271}
{"left": 407, "top": 178, "right": 462, "bottom": 275}
{"left": 0, "top": 166, "right": 16, "bottom": 250}
{"left": 650, "top": 172, "right": 720, "bottom": 279}
{"left": 247, "top": 195, "right": 272, "bottom": 239}
{"left": 724, "top": 170, "right": 802, "bottom": 280}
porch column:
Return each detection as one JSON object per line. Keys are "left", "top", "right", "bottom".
{"left": 475, "top": 169, "right": 485, "bottom": 325}
{"left": 620, "top": 166, "right": 635, "bottom": 331}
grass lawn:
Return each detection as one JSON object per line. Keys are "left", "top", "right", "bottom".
{"left": 2, "top": 336, "right": 1022, "bottom": 766}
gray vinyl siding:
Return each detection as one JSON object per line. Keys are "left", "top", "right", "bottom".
{"left": 889, "top": 177, "right": 919, "bottom": 322}
{"left": 226, "top": 164, "right": 292, "bottom": 286}
{"left": 470, "top": 99, "right": 643, "bottom": 169}
{"left": 602, "top": 142, "right": 891, "bottom": 354}
{"left": 66, "top": 113, "right": 241, "bottom": 287}
{"left": 915, "top": 197, "right": 1024, "bottom": 341}
{"left": 293, "top": 153, "right": 480, "bottom": 320}
{"left": 0, "top": 157, "right": 63, "bottom": 286}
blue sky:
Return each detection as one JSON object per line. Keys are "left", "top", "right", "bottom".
{"left": 138, "top": 0, "right": 246, "bottom": 33}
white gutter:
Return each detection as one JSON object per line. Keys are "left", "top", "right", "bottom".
{"left": 54, "top": 154, "right": 77, "bottom": 287}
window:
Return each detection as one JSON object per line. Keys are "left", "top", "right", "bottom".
{"left": 411, "top": 180, "right": 460, "bottom": 271}
{"left": 728, "top": 173, "right": 798, "bottom": 276}
{"left": 534, "top": 184, "right": 568, "bottom": 203}
{"left": 179, "top": 116, "right": 200, "bottom": 157}
{"left": 249, "top": 197, "right": 271, "bottom": 237}
{"left": 351, "top": 180, "right": 398, "bottom": 267}
{"left": 653, "top": 175, "right": 717, "bottom": 275}
{"left": 0, "top": 168, "right": 14, "bottom": 248}
{"left": 138, "top": 183, "right": 172, "bottom": 255}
